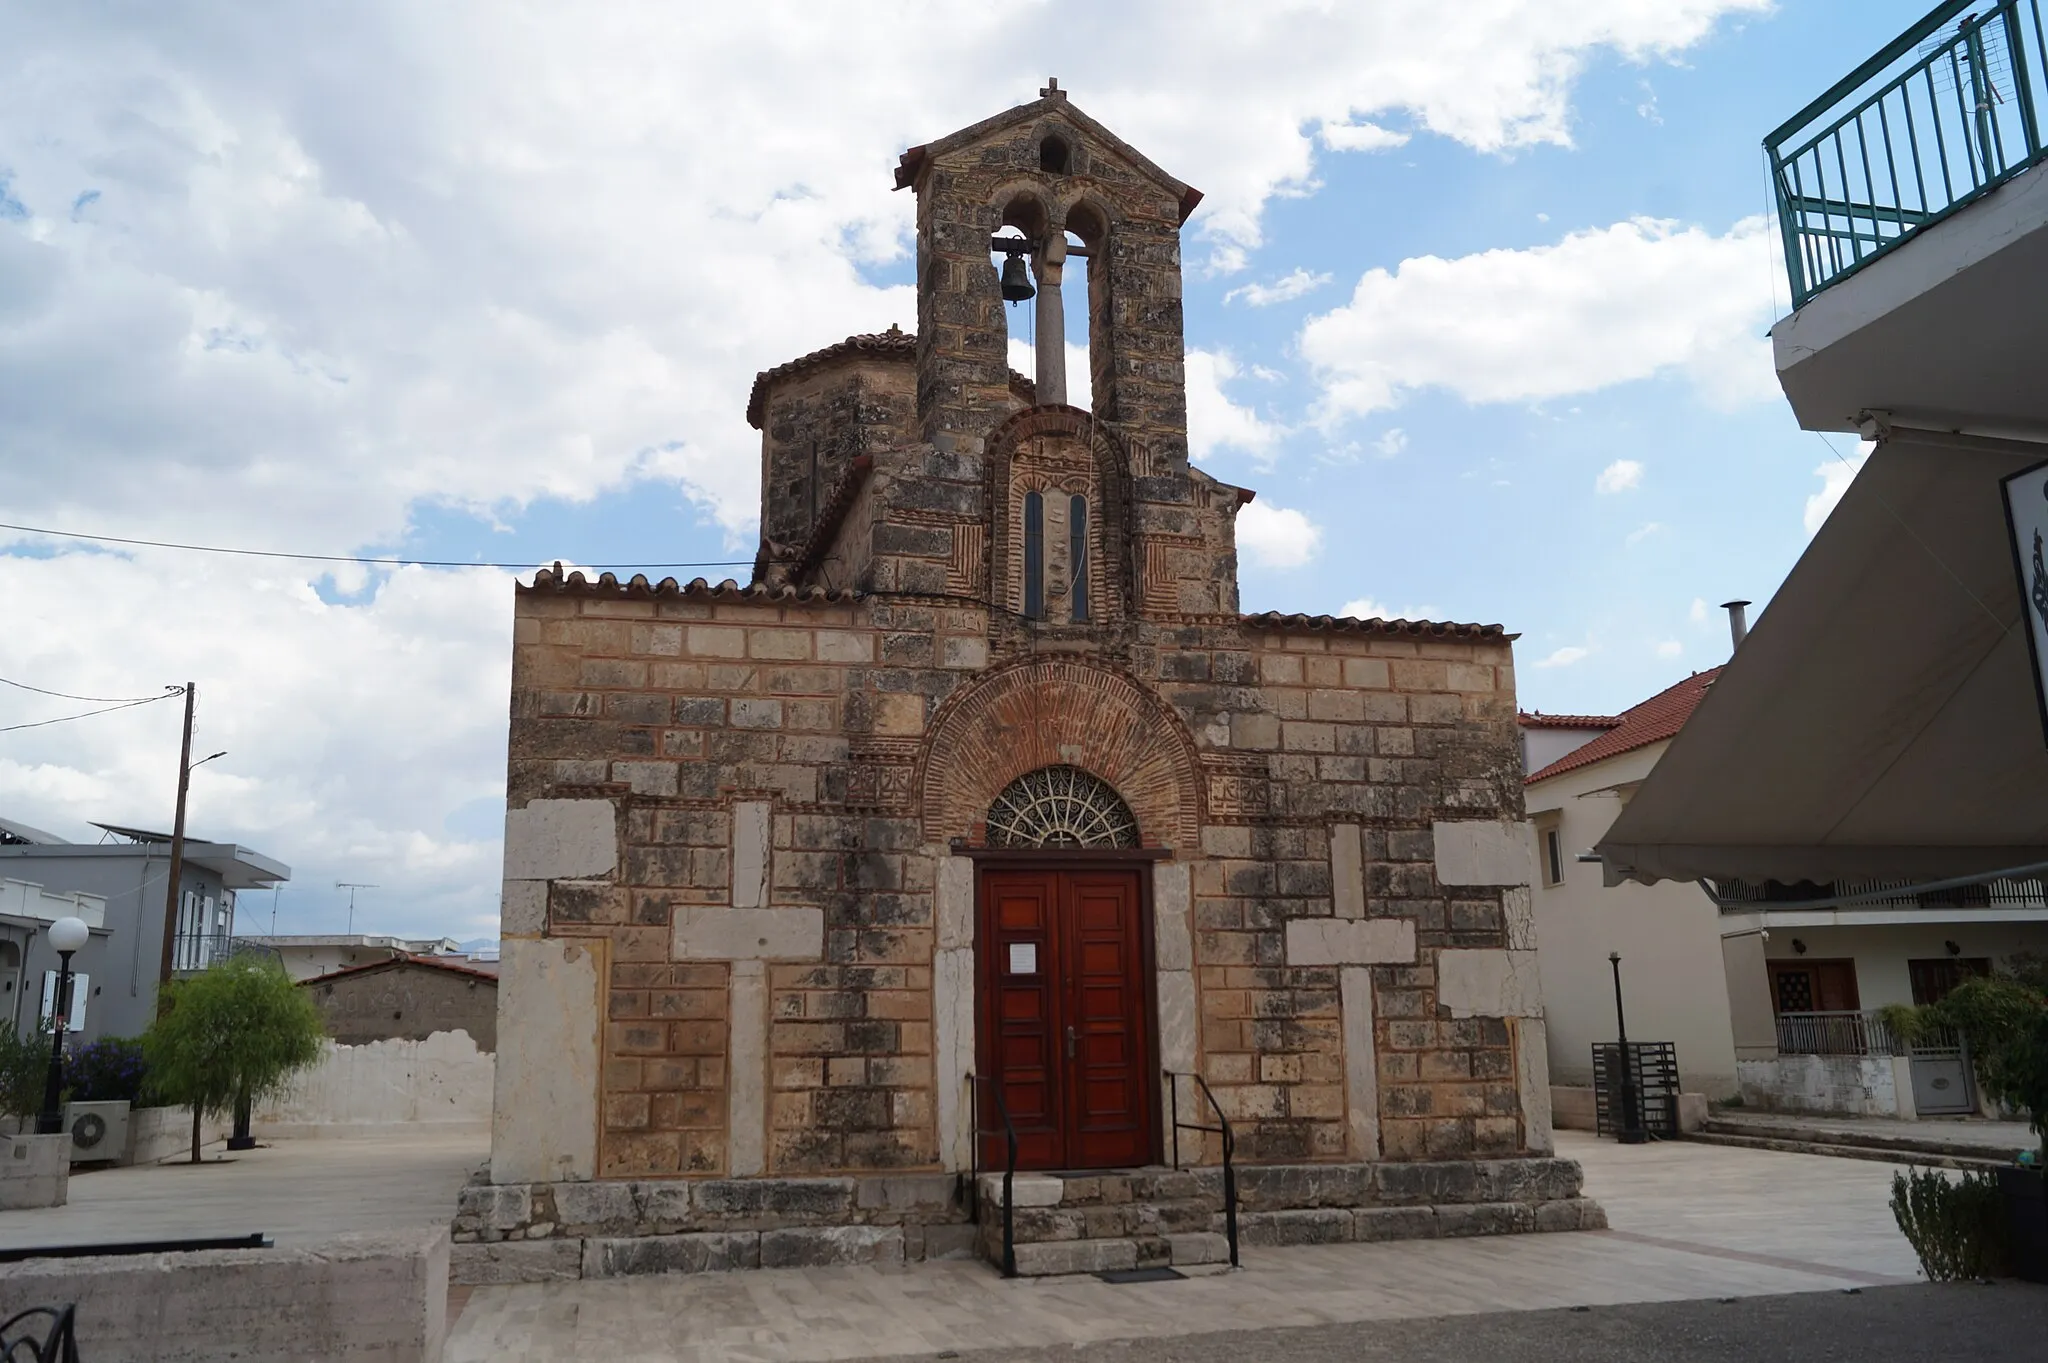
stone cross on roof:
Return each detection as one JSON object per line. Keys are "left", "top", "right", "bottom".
{"left": 1040, "top": 77, "right": 1064, "bottom": 100}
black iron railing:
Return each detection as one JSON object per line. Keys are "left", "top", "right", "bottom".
{"left": 964, "top": 1071, "right": 1018, "bottom": 1278}
{"left": 1165, "top": 1069, "right": 1239, "bottom": 1269}
{"left": 0, "top": 1304, "right": 80, "bottom": 1363}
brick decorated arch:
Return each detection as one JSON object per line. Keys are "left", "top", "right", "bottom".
{"left": 916, "top": 658, "right": 1202, "bottom": 851}
{"left": 985, "top": 406, "right": 1134, "bottom": 622}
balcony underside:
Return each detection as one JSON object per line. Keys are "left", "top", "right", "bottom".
{"left": 1773, "top": 158, "right": 2048, "bottom": 435}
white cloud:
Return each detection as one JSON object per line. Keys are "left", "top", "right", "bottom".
{"left": 1532, "top": 645, "right": 1591, "bottom": 668}
{"left": 1689, "top": 597, "right": 1711, "bottom": 624}
{"left": 1224, "top": 269, "right": 1333, "bottom": 307}
{"left": 1007, "top": 339, "right": 1092, "bottom": 411}
{"left": 1237, "top": 501, "right": 1323, "bottom": 569}
{"left": 1598, "top": 459, "right": 1645, "bottom": 494}
{"left": 1655, "top": 639, "right": 1683, "bottom": 658}
{"left": 1186, "top": 349, "right": 1285, "bottom": 465}
{"left": 1374, "top": 429, "right": 1409, "bottom": 458}
{"left": 0, "top": 0, "right": 1769, "bottom": 934}
{"left": 1300, "top": 215, "right": 1783, "bottom": 422}
{"left": 1319, "top": 121, "right": 1411, "bottom": 153}
{"left": 1340, "top": 597, "right": 1440, "bottom": 621}
{"left": 1804, "top": 440, "right": 1874, "bottom": 535}
{"left": 1626, "top": 521, "right": 1664, "bottom": 544}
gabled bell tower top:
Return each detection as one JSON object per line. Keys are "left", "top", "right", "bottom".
{"left": 894, "top": 82, "right": 1204, "bottom": 467}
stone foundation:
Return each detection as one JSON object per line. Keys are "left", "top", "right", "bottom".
{"left": 451, "top": 1156, "right": 1603, "bottom": 1284}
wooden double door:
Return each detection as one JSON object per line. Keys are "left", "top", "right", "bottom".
{"left": 978, "top": 866, "right": 1155, "bottom": 1171}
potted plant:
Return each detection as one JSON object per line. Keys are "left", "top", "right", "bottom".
{"left": 1887, "top": 957, "right": 2048, "bottom": 1281}
{"left": 142, "top": 955, "right": 325, "bottom": 1163}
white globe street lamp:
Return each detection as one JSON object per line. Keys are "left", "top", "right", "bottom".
{"left": 36, "top": 916, "right": 91, "bottom": 1136}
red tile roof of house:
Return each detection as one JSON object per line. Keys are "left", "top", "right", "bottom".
{"left": 1518, "top": 712, "right": 1624, "bottom": 730}
{"left": 1526, "top": 667, "right": 1724, "bottom": 785}
{"left": 297, "top": 954, "right": 500, "bottom": 988}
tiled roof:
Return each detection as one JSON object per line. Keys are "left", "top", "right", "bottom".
{"left": 1518, "top": 712, "right": 1624, "bottom": 730}
{"left": 521, "top": 565, "right": 858, "bottom": 603}
{"left": 745, "top": 326, "right": 1035, "bottom": 429}
{"left": 1526, "top": 668, "right": 1724, "bottom": 785}
{"left": 1242, "top": 612, "right": 1512, "bottom": 641}
{"left": 299, "top": 954, "right": 500, "bottom": 988}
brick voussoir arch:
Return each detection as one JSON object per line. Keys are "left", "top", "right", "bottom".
{"left": 916, "top": 657, "right": 1203, "bottom": 851}
{"left": 985, "top": 405, "right": 1135, "bottom": 621}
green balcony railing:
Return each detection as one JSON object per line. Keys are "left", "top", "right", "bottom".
{"left": 1767, "top": 0, "right": 2048, "bottom": 306}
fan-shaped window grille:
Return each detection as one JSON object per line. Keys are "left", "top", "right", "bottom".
{"left": 984, "top": 765, "right": 1139, "bottom": 848}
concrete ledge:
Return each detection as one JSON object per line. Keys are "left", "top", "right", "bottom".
{"left": 0, "top": 1228, "right": 447, "bottom": 1363}
{"left": 1, "top": 1133, "right": 68, "bottom": 1209}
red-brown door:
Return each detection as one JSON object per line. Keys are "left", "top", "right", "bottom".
{"left": 978, "top": 867, "right": 1152, "bottom": 1171}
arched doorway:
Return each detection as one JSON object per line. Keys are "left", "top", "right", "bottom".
{"left": 977, "top": 766, "right": 1156, "bottom": 1171}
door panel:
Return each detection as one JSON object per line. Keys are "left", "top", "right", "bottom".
{"left": 978, "top": 867, "right": 1153, "bottom": 1171}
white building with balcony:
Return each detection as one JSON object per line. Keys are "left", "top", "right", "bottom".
{"left": 1593, "top": 0, "right": 2048, "bottom": 1121}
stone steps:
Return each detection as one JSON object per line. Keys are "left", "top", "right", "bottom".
{"left": 1685, "top": 1128, "right": 2012, "bottom": 1172}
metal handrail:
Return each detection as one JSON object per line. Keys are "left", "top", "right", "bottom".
{"left": 1774, "top": 1008, "right": 1965, "bottom": 1056}
{"left": 1765, "top": 0, "right": 2048, "bottom": 304}
{"left": 0, "top": 1304, "right": 80, "bottom": 1363}
{"left": 964, "top": 1072, "right": 1018, "bottom": 1279}
{"left": 1164, "top": 1069, "right": 1239, "bottom": 1269}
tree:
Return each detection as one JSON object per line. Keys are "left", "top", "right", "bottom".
{"left": 0, "top": 1019, "right": 49, "bottom": 1128}
{"left": 142, "top": 955, "right": 325, "bottom": 1163}
{"left": 1885, "top": 955, "right": 2048, "bottom": 1164}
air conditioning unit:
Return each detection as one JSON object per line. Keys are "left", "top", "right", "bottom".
{"left": 63, "top": 1100, "right": 131, "bottom": 1162}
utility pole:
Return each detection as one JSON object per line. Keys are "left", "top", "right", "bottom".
{"left": 156, "top": 683, "right": 196, "bottom": 995}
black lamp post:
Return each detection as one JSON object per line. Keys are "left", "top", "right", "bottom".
{"left": 35, "top": 916, "right": 91, "bottom": 1136}
{"left": 1609, "top": 951, "right": 1646, "bottom": 1145}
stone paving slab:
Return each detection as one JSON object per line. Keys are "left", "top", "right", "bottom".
{"left": 0, "top": 1128, "right": 486, "bottom": 1251}
{"left": 1704, "top": 1110, "right": 2035, "bottom": 1153}
{"left": 444, "top": 1133, "right": 1930, "bottom": 1362}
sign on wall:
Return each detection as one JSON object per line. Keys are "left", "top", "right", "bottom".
{"left": 39, "top": 970, "right": 88, "bottom": 1031}
{"left": 2004, "top": 458, "right": 2048, "bottom": 747}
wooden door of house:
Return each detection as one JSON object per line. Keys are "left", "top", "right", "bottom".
{"left": 1771, "top": 959, "right": 1861, "bottom": 1013}
{"left": 978, "top": 867, "right": 1153, "bottom": 1171}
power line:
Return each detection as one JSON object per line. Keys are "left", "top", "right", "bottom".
{"left": 0, "top": 521, "right": 752, "bottom": 572}
{"left": 0, "top": 692, "right": 180, "bottom": 734}
{"left": 0, "top": 677, "right": 185, "bottom": 705}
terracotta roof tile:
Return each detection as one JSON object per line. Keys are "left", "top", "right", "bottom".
{"left": 1526, "top": 668, "right": 1724, "bottom": 784}
{"left": 1518, "top": 712, "right": 1624, "bottom": 730}
{"left": 745, "top": 326, "right": 1035, "bottom": 429}
{"left": 298, "top": 954, "right": 500, "bottom": 988}
{"left": 1241, "top": 612, "right": 1512, "bottom": 641}
{"left": 521, "top": 565, "right": 859, "bottom": 603}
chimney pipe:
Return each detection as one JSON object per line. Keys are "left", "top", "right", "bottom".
{"left": 1721, "top": 600, "right": 1751, "bottom": 651}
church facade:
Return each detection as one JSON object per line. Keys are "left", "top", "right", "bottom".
{"left": 463, "top": 86, "right": 1597, "bottom": 1282}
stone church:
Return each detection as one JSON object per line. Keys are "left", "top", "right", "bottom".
{"left": 462, "top": 84, "right": 1598, "bottom": 1283}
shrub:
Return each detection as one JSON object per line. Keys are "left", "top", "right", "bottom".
{"left": 66, "top": 1036, "right": 149, "bottom": 1105}
{"left": 0, "top": 1019, "right": 50, "bottom": 1124}
{"left": 1889, "top": 963, "right": 2048, "bottom": 1163}
{"left": 1891, "top": 1166, "right": 2008, "bottom": 1281}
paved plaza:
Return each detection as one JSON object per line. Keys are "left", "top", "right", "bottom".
{"left": 1704, "top": 1111, "right": 2038, "bottom": 1154}
{"left": 0, "top": 1128, "right": 485, "bottom": 1251}
{"left": 444, "top": 1132, "right": 1936, "bottom": 1361}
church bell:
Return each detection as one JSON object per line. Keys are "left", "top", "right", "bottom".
{"left": 1000, "top": 253, "right": 1035, "bottom": 303}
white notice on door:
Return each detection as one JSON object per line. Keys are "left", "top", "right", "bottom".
{"left": 1008, "top": 942, "right": 1037, "bottom": 975}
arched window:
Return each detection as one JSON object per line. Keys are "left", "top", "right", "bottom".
{"left": 985, "top": 765, "right": 1139, "bottom": 847}
{"left": 1069, "top": 495, "right": 1089, "bottom": 622}
{"left": 1023, "top": 490, "right": 1045, "bottom": 619}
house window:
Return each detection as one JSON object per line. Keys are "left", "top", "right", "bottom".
{"left": 1023, "top": 491, "right": 1045, "bottom": 619}
{"left": 1908, "top": 957, "right": 1991, "bottom": 1006}
{"left": 1543, "top": 827, "right": 1565, "bottom": 886}
{"left": 1069, "top": 495, "right": 1089, "bottom": 622}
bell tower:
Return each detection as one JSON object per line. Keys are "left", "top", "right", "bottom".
{"left": 894, "top": 80, "right": 1205, "bottom": 473}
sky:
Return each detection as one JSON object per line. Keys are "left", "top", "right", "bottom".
{"left": 0, "top": 1, "right": 1931, "bottom": 940}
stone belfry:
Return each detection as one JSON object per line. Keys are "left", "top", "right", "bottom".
{"left": 895, "top": 77, "right": 1203, "bottom": 464}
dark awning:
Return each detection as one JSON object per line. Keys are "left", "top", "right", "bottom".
{"left": 1598, "top": 427, "right": 2048, "bottom": 886}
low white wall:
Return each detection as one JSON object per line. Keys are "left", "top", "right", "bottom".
{"left": 0, "top": 1133, "right": 68, "bottom": 1209}
{"left": 1738, "top": 1054, "right": 1906, "bottom": 1117}
{"left": 254, "top": 1030, "right": 493, "bottom": 1133}
{"left": 0, "top": 1228, "right": 447, "bottom": 1363}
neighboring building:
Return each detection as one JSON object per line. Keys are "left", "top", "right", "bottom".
{"left": 1522, "top": 675, "right": 1742, "bottom": 1101}
{"left": 301, "top": 955, "right": 498, "bottom": 1051}
{"left": 0, "top": 816, "right": 289, "bottom": 1042}
{"left": 475, "top": 86, "right": 1594, "bottom": 1276}
{"left": 1598, "top": 3, "right": 2048, "bottom": 1119}
{"left": 240, "top": 933, "right": 467, "bottom": 982}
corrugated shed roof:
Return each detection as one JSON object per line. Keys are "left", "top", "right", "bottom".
{"left": 1526, "top": 668, "right": 1724, "bottom": 785}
